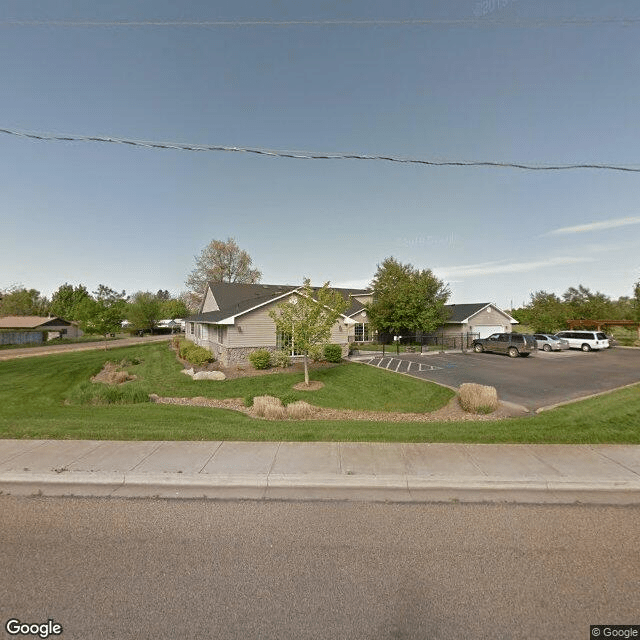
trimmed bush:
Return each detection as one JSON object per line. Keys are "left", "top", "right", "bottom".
{"left": 458, "top": 383, "right": 499, "bottom": 414}
{"left": 323, "top": 344, "right": 343, "bottom": 363}
{"left": 271, "top": 350, "right": 291, "bottom": 368}
{"left": 181, "top": 344, "right": 214, "bottom": 366}
{"left": 248, "top": 349, "right": 271, "bottom": 370}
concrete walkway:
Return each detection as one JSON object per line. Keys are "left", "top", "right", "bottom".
{"left": 1, "top": 439, "right": 640, "bottom": 505}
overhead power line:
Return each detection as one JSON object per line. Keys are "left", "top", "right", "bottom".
{"left": 0, "top": 17, "right": 640, "bottom": 28}
{"left": 1, "top": 127, "right": 639, "bottom": 173}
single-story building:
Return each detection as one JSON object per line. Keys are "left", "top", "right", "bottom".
{"left": 185, "top": 283, "right": 517, "bottom": 364}
{"left": 0, "top": 315, "right": 83, "bottom": 345}
{"left": 185, "top": 282, "right": 371, "bottom": 366}
{"left": 440, "top": 303, "right": 518, "bottom": 339}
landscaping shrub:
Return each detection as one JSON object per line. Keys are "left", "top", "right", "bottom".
{"left": 271, "top": 350, "right": 291, "bottom": 368}
{"left": 323, "top": 344, "right": 343, "bottom": 363}
{"left": 252, "top": 395, "right": 287, "bottom": 419}
{"left": 181, "top": 344, "right": 214, "bottom": 366}
{"left": 248, "top": 349, "right": 271, "bottom": 370}
{"left": 458, "top": 383, "right": 498, "bottom": 414}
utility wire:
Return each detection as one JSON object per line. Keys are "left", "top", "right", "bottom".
{"left": 0, "top": 17, "right": 639, "bottom": 28}
{"left": 1, "top": 127, "right": 639, "bottom": 173}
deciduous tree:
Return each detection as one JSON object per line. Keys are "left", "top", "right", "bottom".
{"left": 0, "top": 285, "right": 49, "bottom": 316}
{"left": 49, "top": 283, "right": 90, "bottom": 321}
{"left": 516, "top": 291, "right": 568, "bottom": 333}
{"left": 76, "top": 285, "right": 127, "bottom": 348}
{"left": 185, "top": 238, "right": 262, "bottom": 308}
{"left": 126, "top": 291, "right": 162, "bottom": 333}
{"left": 365, "top": 257, "right": 450, "bottom": 338}
{"left": 269, "top": 279, "right": 348, "bottom": 386}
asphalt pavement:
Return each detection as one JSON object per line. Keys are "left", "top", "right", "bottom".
{"left": 352, "top": 347, "right": 640, "bottom": 410}
{"left": 1, "top": 438, "right": 640, "bottom": 505}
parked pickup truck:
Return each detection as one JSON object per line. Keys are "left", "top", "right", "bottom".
{"left": 472, "top": 333, "right": 538, "bottom": 358}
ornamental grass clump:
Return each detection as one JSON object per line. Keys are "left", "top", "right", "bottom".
{"left": 252, "top": 395, "right": 287, "bottom": 419}
{"left": 286, "top": 400, "right": 316, "bottom": 419}
{"left": 458, "top": 383, "right": 499, "bottom": 414}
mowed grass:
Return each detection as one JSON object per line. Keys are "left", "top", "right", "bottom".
{"left": 0, "top": 342, "right": 639, "bottom": 443}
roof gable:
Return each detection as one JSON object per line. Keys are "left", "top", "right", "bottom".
{"left": 444, "top": 303, "right": 517, "bottom": 324}
{"left": 188, "top": 282, "right": 370, "bottom": 324}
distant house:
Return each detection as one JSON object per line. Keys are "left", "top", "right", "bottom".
{"left": 440, "top": 303, "right": 518, "bottom": 339}
{"left": 0, "top": 315, "right": 83, "bottom": 345}
{"left": 185, "top": 282, "right": 371, "bottom": 366}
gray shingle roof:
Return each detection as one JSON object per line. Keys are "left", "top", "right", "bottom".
{"left": 444, "top": 303, "right": 515, "bottom": 323}
{"left": 187, "top": 282, "right": 371, "bottom": 324}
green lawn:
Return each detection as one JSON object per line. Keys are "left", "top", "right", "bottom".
{"left": 1, "top": 342, "right": 639, "bottom": 443}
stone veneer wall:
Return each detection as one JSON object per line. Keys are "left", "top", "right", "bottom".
{"left": 218, "top": 344, "right": 350, "bottom": 366}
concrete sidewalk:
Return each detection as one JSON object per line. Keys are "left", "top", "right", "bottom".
{"left": 2, "top": 439, "right": 640, "bottom": 504}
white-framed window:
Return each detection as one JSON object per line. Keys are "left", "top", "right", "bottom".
{"left": 216, "top": 326, "right": 225, "bottom": 343}
{"left": 277, "top": 330, "right": 302, "bottom": 356}
{"left": 354, "top": 323, "right": 370, "bottom": 342}
{"left": 201, "top": 324, "right": 209, "bottom": 341}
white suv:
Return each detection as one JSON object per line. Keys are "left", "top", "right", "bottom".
{"left": 555, "top": 330, "right": 609, "bottom": 351}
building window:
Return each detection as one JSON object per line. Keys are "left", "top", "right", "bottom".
{"left": 216, "top": 326, "right": 225, "bottom": 343}
{"left": 354, "top": 323, "right": 370, "bottom": 342}
{"left": 201, "top": 324, "right": 209, "bottom": 341}
{"left": 188, "top": 322, "right": 194, "bottom": 334}
{"left": 277, "top": 331, "right": 302, "bottom": 356}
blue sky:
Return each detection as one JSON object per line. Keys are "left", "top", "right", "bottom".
{"left": 1, "top": 0, "right": 640, "bottom": 309}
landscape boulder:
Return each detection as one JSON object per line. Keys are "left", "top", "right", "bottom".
{"left": 192, "top": 370, "right": 226, "bottom": 381}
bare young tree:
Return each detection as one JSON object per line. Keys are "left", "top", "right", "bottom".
{"left": 185, "top": 238, "right": 262, "bottom": 308}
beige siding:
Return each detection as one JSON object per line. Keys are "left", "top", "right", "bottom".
{"left": 201, "top": 287, "right": 219, "bottom": 313}
{"left": 467, "top": 306, "right": 512, "bottom": 332}
{"left": 328, "top": 319, "right": 350, "bottom": 345}
{"left": 352, "top": 294, "right": 372, "bottom": 305}
{"left": 226, "top": 305, "right": 278, "bottom": 347}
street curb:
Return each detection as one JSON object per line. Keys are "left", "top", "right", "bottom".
{"left": 536, "top": 381, "right": 640, "bottom": 413}
{"left": 2, "top": 471, "right": 640, "bottom": 505}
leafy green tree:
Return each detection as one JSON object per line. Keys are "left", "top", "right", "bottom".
{"left": 185, "top": 237, "right": 262, "bottom": 309}
{"left": 517, "top": 291, "right": 568, "bottom": 333}
{"left": 76, "top": 285, "right": 127, "bottom": 348}
{"left": 126, "top": 291, "right": 162, "bottom": 333}
{"left": 49, "top": 283, "right": 90, "bottom": 320}
{"left": 159, "top": 297, "right": 189, "bottom": 319}
{"left": 365, "top": 257, "right": 450, "bottom": 337}
{"left": 0, "top": 285, "right": 49, "bottom": 316}
{"left": 269, "top": 279, "right": 348, "bottom": 386}
{"left": 633, "top": 281, "right": 640, "bottom": 322}
{"left": 562, "top": 285, "right": 613, "bottom": 320}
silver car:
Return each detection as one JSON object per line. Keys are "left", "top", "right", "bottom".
{"left": 533, "top": 333, "right": 570, "bottom": 352}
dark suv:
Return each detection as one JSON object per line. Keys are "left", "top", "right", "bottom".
{"left": 472, "top": 333, "right": 537, "bottom": 358}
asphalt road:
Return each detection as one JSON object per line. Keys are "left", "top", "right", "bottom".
{"left": 2, "top": 496, "right": 638, "bottom": 640}
{"left": 356, "top": 347, "right": 640, "bottom": 410}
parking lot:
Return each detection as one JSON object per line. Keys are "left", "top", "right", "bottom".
{"left": 353, "top": 348, "right": 640, "bottom": 411}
